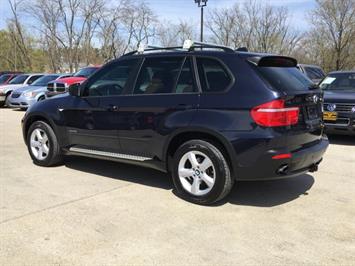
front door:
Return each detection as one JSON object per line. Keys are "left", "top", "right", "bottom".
{"left": 62, "top": 58, "right": 141, "bottom": 152}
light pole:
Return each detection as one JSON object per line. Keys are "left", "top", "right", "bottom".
{"left": 194, "top": 0, "right": 208, "bottom": 42}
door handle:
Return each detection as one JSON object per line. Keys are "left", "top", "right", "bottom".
{"left": 107, "top": 105, "right": 119, "bottom": 112}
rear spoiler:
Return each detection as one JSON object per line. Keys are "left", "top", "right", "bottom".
{"left": 248, "top": 56, "right": 298, "bottom": 67}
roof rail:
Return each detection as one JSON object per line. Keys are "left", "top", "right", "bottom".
{"left": 122, "top": 40, "right": 236, "bottom": 56}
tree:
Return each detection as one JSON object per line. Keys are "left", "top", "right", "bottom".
{"left": 308, "top": 0, "right": 355, "bottom": 71}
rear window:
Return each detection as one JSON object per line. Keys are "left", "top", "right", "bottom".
{"left": 254, "top": 66, "right": 314, "bottom": 92}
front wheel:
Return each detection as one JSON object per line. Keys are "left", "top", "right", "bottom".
{"left": 172, "top": 140, "right": 234, "bottom": 205}
{"left": 27, "top": 121, "right": 63, "bottom": 166}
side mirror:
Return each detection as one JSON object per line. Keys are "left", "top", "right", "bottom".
{"left": 68, "top": 83, "right": 81, "bottom": 97}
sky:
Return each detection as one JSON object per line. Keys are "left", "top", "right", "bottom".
{"left": 0, "top": 0, "right": 316, "bottom": 31}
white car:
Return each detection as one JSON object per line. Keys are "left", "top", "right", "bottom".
{"left": 0, "top": 73, "right": 45, "bottom": 107}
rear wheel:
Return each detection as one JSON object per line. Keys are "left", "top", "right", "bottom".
{"left": 27, "top": 121, "right": 63, "bottom": 166}
{"left": 172, "top": 140, "right": 234, "bottom": 205}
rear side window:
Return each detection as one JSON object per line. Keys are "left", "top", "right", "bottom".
{"left": 196, "top": 58, "right": 232, "bottom": 93}
{"left": 134, "top": 57, "right": 185, "bottom": 94}
{"left": 255, "top": 66, "right": 313, "bottom": 92}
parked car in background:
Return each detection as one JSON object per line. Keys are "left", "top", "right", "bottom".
{"left": 297, "top": 64, "right": 326, "bottom": 84}
{"left": 8, "top": 74, "right": 71, "bottom": 110}
{"left": 0, "top": 73, "right": 44, "bottom": 107}
{"left": 22, "top": 41, "right": 328, "bottom": 205}
{"left": 46, "top": 66, "right": 100, "bottom": 98}
{"left": 320, "top": 71, "right": 355, "bottom": 135}
{"left": 0, "top": 72, "right": 23, "bottom": 85}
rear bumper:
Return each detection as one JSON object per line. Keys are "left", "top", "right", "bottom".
{"left": 235, "top": 136, "right": 329, "bottom": 180}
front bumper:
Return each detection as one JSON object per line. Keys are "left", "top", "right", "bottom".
{"left": 8, "top": 94, "right": 38, "bottom": 109}
{"left": 324, "top": 113, "right": 355, "bottom": 136}
{"left": 236, "top": 136, "right": 329, "bottom": 180}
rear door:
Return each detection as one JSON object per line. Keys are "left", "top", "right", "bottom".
{"left": 116, "top": 55, "right": 200, "bottom": 160}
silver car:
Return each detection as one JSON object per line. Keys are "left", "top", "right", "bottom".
{"left": 0, "top": 73, "right": 45, "bottom": 107}
{"left": 8, "top": 74, "right": 71, "bottom": 109}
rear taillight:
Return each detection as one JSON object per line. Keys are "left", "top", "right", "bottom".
{"left": 251, "top": 99, "right": 299, "bottom": 127}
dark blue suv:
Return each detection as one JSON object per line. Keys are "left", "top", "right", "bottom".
{"left": 22, "top": 42, "right": 329, "bottom": 205}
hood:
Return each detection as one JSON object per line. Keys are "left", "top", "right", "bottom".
{"left": 54, "top": 76, "right": 87, "bottom": 85}
{"left": 324, "top": 90, "right": 355, "bottom": 103}
{"left": 13, "top": 85, "right": 45, "bottom": 94}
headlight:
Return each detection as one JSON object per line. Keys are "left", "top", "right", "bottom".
{"left": 23, "top": 91, "right": 39, "bottom": 98}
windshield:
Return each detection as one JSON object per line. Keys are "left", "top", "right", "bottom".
{"left": 0, "top": 74, "right": 11, "bottom": 83}
{"left": 255, "top": 66, "right": 314, "bottom": 92}
{"left": 320, "top": 73, "right": 355, "bottom": 91}
{"left": 9, "top": 75, "right": 29, "bottom": 84}
{"left": 32, "top": 75, "right": 59, "bottom": 86}
{"left": 74, "top": 67, "right": 98, "bottom": 78}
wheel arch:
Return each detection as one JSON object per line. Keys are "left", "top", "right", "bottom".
{"left": 164, "top": 128, "right": 238, "bottom": 177}
{"left": 23, "top": 113, "right": 57, "bottom": 143}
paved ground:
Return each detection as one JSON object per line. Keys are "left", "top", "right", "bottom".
{"left": 0, "top": 108, "right": 354, "bottom": 266}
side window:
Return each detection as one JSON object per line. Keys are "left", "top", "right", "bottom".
{"left": 27, "top": 75, "right": 43, "bottom": 85}
{"left": 197, "top": 58, "right": 232, "bottom": 92}
{"left": 174, "top": 58, "right": 198, "bottom": 93}
{"left": 85, "top": 59, "right": 139, "bottom": 97}
{"left": 134, "top": 57, "right": 184, "bottom": 95}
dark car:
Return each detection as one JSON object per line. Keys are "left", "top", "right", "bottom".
{"left": 320, "top": 71, "right": 355, "bottom": 135}
{"left": 22, "top": 41, "right": 328, "bottom": 205}
{"left": 297, "top": 64, "right": 326, "bottom": 84}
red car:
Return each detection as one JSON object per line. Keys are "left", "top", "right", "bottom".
{"left": 45, "top": 66, "right": 100, "bottom": 98}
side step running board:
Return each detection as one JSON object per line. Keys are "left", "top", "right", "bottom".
{"left": 69, "top": 147, "right": 152, "bottom": 162}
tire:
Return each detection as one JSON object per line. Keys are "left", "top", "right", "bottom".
{"left": 27, "top": 121, "right": 63, "bottom": 166}
{"left": 172, "top": 140, "right": 234, "bottom": 205}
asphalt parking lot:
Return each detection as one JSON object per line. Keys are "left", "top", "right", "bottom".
{"left": 0, "top": 108, "right": 354, "bottom": 265}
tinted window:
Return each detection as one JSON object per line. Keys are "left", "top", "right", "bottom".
{"left": 27, "top": 75, "right": 43, "bottom": 85}
{"left": 85, "top": 59, "right": 139, "bottom": 97}
{"left": 197, "top": 58, "right": 232, "bottom": 92}
{"left": 174, "top": 58, "right": 198, "bottom": 93}
{"left": 134, "top": 57, "right": 185, "bottom": 94}
{"left": 9, "top": 75, "right": 29, "bottom": 84}
{"left": 255, "top": 66, "right": 313, "bottom": 92}
{"left": 304, "top": 67, "right": 325, "bottom": 80}
{"left": 0, "top": 74, "right": 11, "bottom": 83}
{"left": 320, "top": 73, "right": 355, "bottom": 91}
{"left": 74, "top": 67, "right": 99, "bottom": 78}
{"left": 32, "top": 75, "right": 60, "bottom": 86}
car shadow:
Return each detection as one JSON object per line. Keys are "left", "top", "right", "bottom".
{"left": 64, "top": 156, "right": 172, "bottom": 190}
{"left": 64, "top": 156, "right": 315, "bottom": 207}
{"left": 223, "top": 174, "right": 314, "bottom": 207}
{"left": 327, "top": 135, "right": 355, "bottom": 146}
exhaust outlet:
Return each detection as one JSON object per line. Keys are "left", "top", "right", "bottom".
{"left": 277, "top": 164, "right": 289, "bottom": 175}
